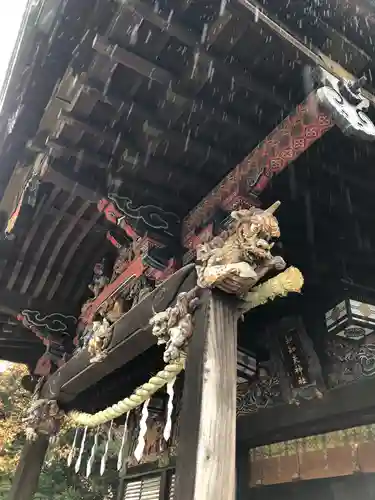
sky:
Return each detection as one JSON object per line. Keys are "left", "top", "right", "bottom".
{"left": 0, "top": 361, "right": 10, "bottom": 372}
{"left": 0, "top": 0, "right": 30, "bottom": 98}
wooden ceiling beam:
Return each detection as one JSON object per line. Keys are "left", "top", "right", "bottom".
{"left": 7, "top": 187, "right": 61, "bottom": 291}
{"left": 183, "top": 96, "right": 332, "bottom": 244}
{"left": 20, "top": 192, "right": 77, "bottom": 296}
{"left": 43, "top": 162, "right": 101, "bottom": 202}
{"left": 49, "top": 135, "right": 208, "bottom": 199}
{"left": 47, "top": 214, "right": 102, "bottom": 301}
{"left": 56, "top": 107, "right": 229, "bottom": 171}
{"left": 47, "top": 135, "right": 201, "bottom": 209}
{"left": 48, "top": 207, "right": 107, "bottom": 231}
{"left": 79, "top": 75, "right": 260, "bottom": 150}
{"left": 65, "top": 67, "right": 259, "bottom": 150}
{"left": 94, "top": 34, "right": 171, "bottom": 83}
{"left": 232, "top": 0, "right": 375, "bottom": 105}
{"left": 46, "top": 141, "right": 190, "bottom": 212}
{"left": 92, "top": 34, "right": 268, "bottom": 143}
{"left": 32, "top": 201, "right": 92, "bottom": 299}
{"left": 120, "top": 0, "right": 288, "bottom": 108}
{"left": 46, "top": 138, "right": 108, "bottom": 170}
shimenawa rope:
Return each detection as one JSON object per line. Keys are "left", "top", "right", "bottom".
{"left": 68, "top": 357, "right": 185, "bottom": 427}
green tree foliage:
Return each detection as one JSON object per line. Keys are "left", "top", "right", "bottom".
{"left": 0, "top": 363, "right": 119, "bottom": 499}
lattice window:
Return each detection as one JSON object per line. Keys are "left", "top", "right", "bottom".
{"left": 123, "top": 475, "right": 161, "bottom": 500}
{"left": 168, "top": 473, "right": 175, "bottom": 500}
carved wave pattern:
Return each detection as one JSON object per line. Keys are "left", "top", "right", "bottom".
{"left": 108, "top": 194, "right": 180, "bottom": 238}
{"left": 21, "top": 310, "right": 77, "bottom": 334}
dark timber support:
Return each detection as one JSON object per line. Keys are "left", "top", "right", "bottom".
{"left": 236, "top": 442, "right": 250, "bottom": 500}
{"left": 175, "top": 291, "right": 238, "bottom": 500}
{"left": 8, "top": 435, "right": 49, "bottom": 500}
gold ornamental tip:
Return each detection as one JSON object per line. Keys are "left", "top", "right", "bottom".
{"left": 265, "top": 200, "right": 281, "bottom": 214}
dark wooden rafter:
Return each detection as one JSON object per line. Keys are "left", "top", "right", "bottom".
{"left": 0, "top": 346, "right": 44, "bottom": 368}
{"left": 0, "top": 341, "right": 40, "bottom": 350}
{"left": 7, "top": 186, "right": 61, "bottom": 291}
{"left": 48, "top": 206, "right": 107, "bottom": 231}
{"left": 54, "top": 73, "right": 252, "bottom": 183}
{"left": 232, "top": 0, "right": 375, "bottom": 104}
{"left": 43, "top": 165, "right": 101, "bottom": 202}
{"left": 86, "top": 4, "right": 280, "bottom": 144}
{"left": 91, "top": 33, "right": 280, "bottom": 150}
{"left": 47, "top": 212, "right": 102, "bottom": 300}
{"left": 32, "top": 201, "right": 92, "bottom": 298}
{"left": 20, "top": 192, "right": 77, "bottom": 295}
{"left": 46, "top": 138, "right": 190, "bottom": 212}
{"left": 204, "top": 9, "right": 248, "bottom": 50}
{"left": 94, "top": 75, "right": 260, "bottom": 145}
{"left": 116, "top": 0, "right": 289, "bottom": 108}
{"left": 51, "top": 112, "right": 203, "bottom": 204}
{"left": 56, "top": 104, "right": 229, "bottom": 172}
{"left": 45, "top": 138, "right": 107, "bottom": 171}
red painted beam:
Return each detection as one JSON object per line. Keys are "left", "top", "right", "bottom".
{"left": 79, "top": 256, "right": 145, "bottom": 324}
{"left": 182, "top": 96, "right": 333, "bottom": 247}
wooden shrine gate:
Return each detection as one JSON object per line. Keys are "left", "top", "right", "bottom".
{"left": 2, "top": 0, "right": 375, "bottom": 500}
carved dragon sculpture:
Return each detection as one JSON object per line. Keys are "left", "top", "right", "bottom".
{"left": 196, "top": 201, "right": 286, "bottom": 296}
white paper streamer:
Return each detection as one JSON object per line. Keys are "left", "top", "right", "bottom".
{"left": 100, "top": 421, "right": 113, "bottom": 476}
{"left": 134, "top": 399, "right": 149, "bottom": 462}
{"left": 75, "top": 426, "right": 88, "bottom": 473}
{"left": 86, "top": 428, "right": 99, "bottom": 478}
{"left": 163, "top": 377, "right": 176, "bottom": 442}
{"left": 67, "top": 428, "right": 79, "bottom": 467}
{"left": 117, "top": 412, "right": 130, "bottom": 471}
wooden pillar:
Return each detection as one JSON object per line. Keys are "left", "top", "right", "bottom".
{"left": 8, "top": 435, "right": 49, "bottom": 500}
{"left": 175, "top": 290, "right": 238, "bottom": 500}
{"left": 236, "top": 442, "right": 250, "bottom": 500}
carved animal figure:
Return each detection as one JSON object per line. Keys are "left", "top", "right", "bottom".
{"left": 87, "top": 318, "right": 112, "bottom": 363}
{"left": 24, "top": 399, "right": 63, "bottom": 440}
{"left": 196, "top": 201, "right": 286, "bottom": 295}
{"left": 150, "top": 289, "right": 199, "bottom": 362}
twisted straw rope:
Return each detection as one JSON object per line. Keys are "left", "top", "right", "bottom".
{"left": 68, "top": 357, "right": 185, "bottom": 427}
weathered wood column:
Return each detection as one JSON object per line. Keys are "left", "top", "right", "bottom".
{"left": 175, "top": 290, "right": 238, "bottom": 500}
{"left": 8, "top": 435, "right": 49, "bottom": 500}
